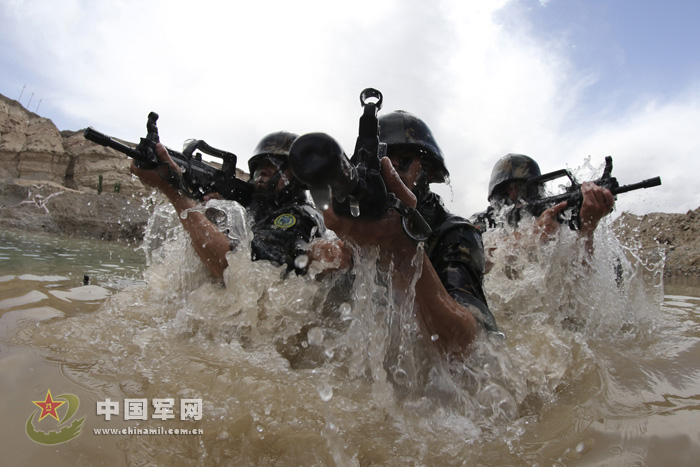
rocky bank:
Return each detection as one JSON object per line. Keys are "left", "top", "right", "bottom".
{"left": 0, "top": 93, "right": 152, "bottom": 243}
{"left": 0, "top": 93, "right": 697, "bottom": 276}
{"left": 613, "top": 208, "right": 700, "bottom": 278}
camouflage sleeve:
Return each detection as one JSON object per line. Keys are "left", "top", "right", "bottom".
{"left": 429, "top": 225, "right": 499, "bottom": 332}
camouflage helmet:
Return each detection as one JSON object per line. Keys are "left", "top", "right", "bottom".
{"left": 248, "top": 131, "right": 299, "bottom": 174}
{"left": 487, "top": 153, "right": 542, "bottom": 201}
{"left": 378, "top": 110, "right": 449, "bottom": 183}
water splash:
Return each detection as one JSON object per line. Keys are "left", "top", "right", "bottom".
{"left": 317, "top": 381, "right": 333, "bottom": 401}
{"left": 9, "top": 194, "right": 669, "bottom": 464}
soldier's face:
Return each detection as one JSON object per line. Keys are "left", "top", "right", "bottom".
{"left": 506, "top": 180, "right": 534, "bottom": 203}
{"left": 253, "top": 158, "right": 288, "bottom": 192}
{"left": 387, "top": 149, "right": 423, "bottom": 190}
{"left": 505, "top": 181, "right": 519, "bottom": 202}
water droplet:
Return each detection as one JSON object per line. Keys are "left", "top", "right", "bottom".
{"left": 294, "top": 254, "right": 309, "bottom": 270}
{"left": 307, "top": 327, "right": 324, "bottom": 346}
{"left": 356, "top": 284, "right": 368, "bottom": 301}
{"left": 339, "top": 302, "right": 352, "bottom": 318}
{"left": 310, "top": 187, "right": 331, "bottom": 211}
{"left": 393, "top": 368, "right": 408, "bottom": 385}
{"left": 431, "top": 333, "right": 439, "bottom": 341}
{"left": 325, "top": 419, "right": 338, "bottom": 432}
{"left": 318, "top": 382, "right": 333, "bottom": 401}
{"left": 609, "top": 445, "right": 623, "bottom": 454}
{"left": 350, "top": 200, "right": 360, "bottom": 217}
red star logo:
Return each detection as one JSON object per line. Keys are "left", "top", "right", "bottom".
{"left": 33, "top": 389, "right": 65, "bottom": 422}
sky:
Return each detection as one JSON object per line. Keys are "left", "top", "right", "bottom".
{"left": 2, "top": 0, "right": 699, "bottom": 217}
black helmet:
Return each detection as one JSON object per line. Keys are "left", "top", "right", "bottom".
{"left": 248, "top": 131, "right": 298, "bottom": 174}
{"left": 487, "top": 153, "right": 542, "bottom": 201}
{"left": 378, "top": 110, "right": 449, "bottom": 183}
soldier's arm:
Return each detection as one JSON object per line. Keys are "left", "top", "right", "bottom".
{"left": 131, "top": 143, "right": 231, "bottom": 279}
{"left": 323, "top": 158, "right": 480, "bottom": 355}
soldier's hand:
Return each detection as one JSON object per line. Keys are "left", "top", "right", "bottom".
{"left": 130, "top": 143, "right": 184, "bottom": 198}
{"left": 535, "top": 201, "right": 567, "bottom": 242}
{"left": 307, "top": 238, "right": 353, "bottom": 271}
{"left": 579, "top": 182, "right": 614, "bottom": 236}
{"left": 322, "top": 157, "right": 418, "bottom": 256}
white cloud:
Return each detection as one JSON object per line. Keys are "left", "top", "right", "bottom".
{"left": 428, "top": 1, "right": 700, "bottom": 217}
{"left": 2, "top": 0, "right": 698, "bottom": 216}
{"left": 565, "top": 90, "right": 700, "bottom": 215}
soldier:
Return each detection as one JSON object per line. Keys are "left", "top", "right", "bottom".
{"left": 480, "top": 153, "right": 614, "bottom": 253}
{"left": 321, "top": 110, "right": 499, "bottom": 355}
{"left": 245, "top": 132, "right": 325, "bottom": 273}
{"left": 131, "top": 131, "right": 323, "bottom": 279}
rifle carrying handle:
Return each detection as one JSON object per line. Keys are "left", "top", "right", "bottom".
{"left": 360, "top": 88, "right": 383, "bottom": 109}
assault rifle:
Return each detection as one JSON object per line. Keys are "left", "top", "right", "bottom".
{"left": 505, "top": 156, "right": 661, "bottom": 230}
{"left": 84, "top": 112, "right": 254, "bottom": 205}
{"left": 288, "top": 88, "right": 431, "bottom": 241}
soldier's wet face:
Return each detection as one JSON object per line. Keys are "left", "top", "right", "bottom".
{"left": 505, "top": 180, "right": 528, "bottom": 203}
{"left": 387, "top": 149, "right": 423, "bottom": 190}
{"left": 252, "top": 157, "right": 288, "bottom": 192}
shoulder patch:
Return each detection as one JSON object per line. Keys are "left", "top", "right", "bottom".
{"left": 274, "top": 213, "right": 297, "bottom": 229}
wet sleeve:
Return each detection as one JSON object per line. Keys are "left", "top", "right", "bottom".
{"left": 429, "top": 226, "right": 499, "bottom": 332}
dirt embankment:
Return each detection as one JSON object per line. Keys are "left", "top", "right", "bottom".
{"left": 613, "top": 208, "right": 700, "bottom": 278}
{"left": 1, "top": 92, "right": 153, "bottom": 243}
{"left": 0, "top": 178, "right": 151, "bottom": 243}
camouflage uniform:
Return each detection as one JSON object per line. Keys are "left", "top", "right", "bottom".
{"left": 378, "top": 109, "right": 499, "bottom": 334}
{"left": 418, "top": 191, "right": 499, "bottom": 332}
{"left": 247, "top": 190, "right": 323, "bottom": 275}
{"left": 244, "top": 131, "right": 324, "bottom": 274}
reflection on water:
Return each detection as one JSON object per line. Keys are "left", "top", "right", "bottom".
{"left": 1, "top": 209, "right": 699, "bottom": 466}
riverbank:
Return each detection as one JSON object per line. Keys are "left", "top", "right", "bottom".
{"left": 613, "top": 207, "right": 700, "bottom": 278}
{"left": 0, "top": 177, "right": 151, "bottom": 244}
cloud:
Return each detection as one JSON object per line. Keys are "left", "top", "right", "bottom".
{"left": 566, "top": 89, "right": 700, "bottom": 215}
{"left": 2, "top": 0, "right": 698, "bottom": 216}
{"left": 429, "top": 1, "right": 700, "bottom": 217}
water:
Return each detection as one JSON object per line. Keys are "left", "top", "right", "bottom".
{"left": 1, "top": 205, "right": 699, "bottom": 466}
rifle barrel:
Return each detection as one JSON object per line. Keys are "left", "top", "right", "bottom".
{"left": 84, "top": 127, "right": 141, "bottom": 159}
{"left": 612, "top": 176, "right": 662, "bottom": 195}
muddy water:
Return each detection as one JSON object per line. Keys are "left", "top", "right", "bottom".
{"left": 1, "top": 204, "right": 699, "bottom": 466}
